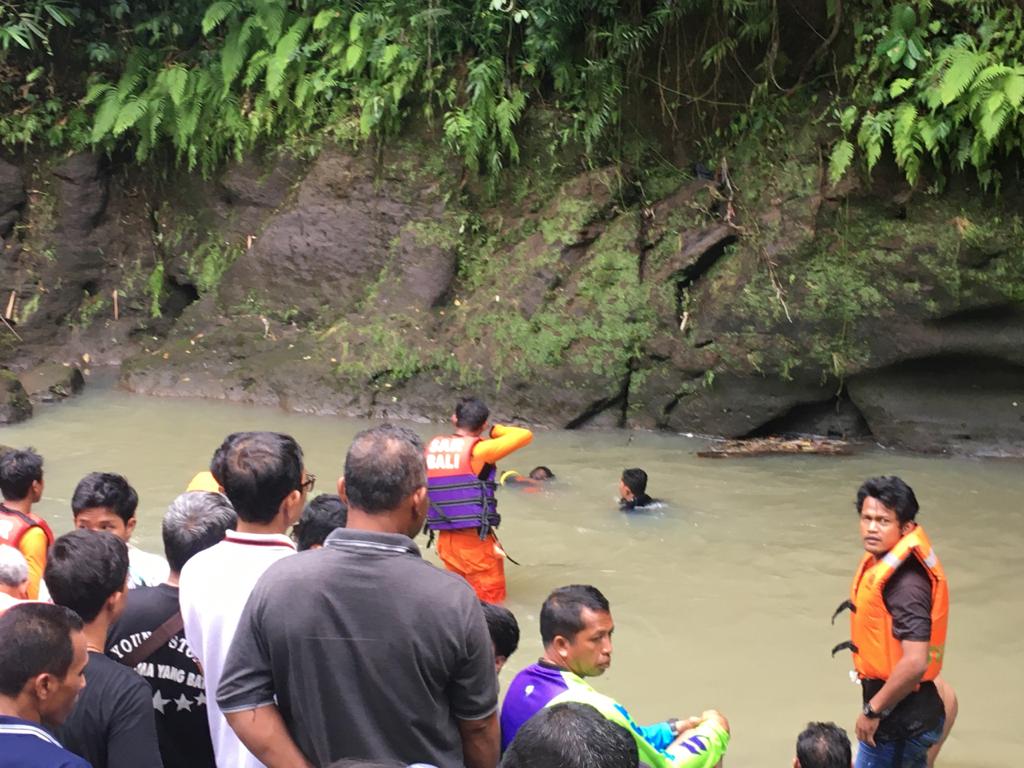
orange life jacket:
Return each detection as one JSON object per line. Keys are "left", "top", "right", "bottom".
{"left": 425, "top": 435, "right": 499, "bottom": 533}
{"left": 846, "top": 525, "right": 948, "bottom": 681}
{"left": 0, "top": 504, "right": 55, "bottom": 550}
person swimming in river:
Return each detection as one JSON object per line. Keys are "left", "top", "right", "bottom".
{"left": 500, "top": 466, "right": 556, "bottom": 490}
{"left": 618, "top": 468, "right": 657, "bottom": 511}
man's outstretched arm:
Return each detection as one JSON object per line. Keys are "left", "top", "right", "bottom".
{"left": 473, "top": 424, "right": 533, "bottom": 465}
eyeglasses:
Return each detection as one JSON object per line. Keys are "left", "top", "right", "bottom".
{"left": 301, "top": 474, "right": 316, "bottom": 493}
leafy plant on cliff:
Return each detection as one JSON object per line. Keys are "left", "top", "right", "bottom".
{"left": 829, "top": 1, "right": 1024, "bottom": 189}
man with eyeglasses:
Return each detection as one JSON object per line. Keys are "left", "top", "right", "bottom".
{"left": 180, "top": 432, "right": 310, "bottom": 768}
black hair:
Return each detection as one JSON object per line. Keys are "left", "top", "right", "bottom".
{"left": 621, "top": 468, "right": 648, "bottom": 496}
{"left": 162, "top": 492, "right": 238, "bottom": 573}
{"left": 540, "top": 584, "right": 610, "bottom": 647}
{"left": 481, "top": 601, "right": 520, "bottom": 660}
{"left": 344, "top": 424, "right": 425, "bottom": 514}
{"left": 44, "top": 530, "right": 129, "bottom": 623}
{"left": 855, "top": 475, "right": 919, "bottom": 525}
{"left": 71, "top": 472, "right": 138, "bottom": 523}
{"left": 293, "top": 494, "right": 348, "bottom": 551}
{"left": 210, "top": 432, "right": 304, "bottom": 524}
{"left": 0, "top": 448, "right": 43, "bottom": 501}
{"left": 454, "top": 397, "right": 490, "bottom": 431}
{"left": 529, "top": 466, "right": 555, "bottom": 481}
{"left": 501, "top": 702, "right": 637, "bottom": 768}
{"left": 324, "top": 761, "right": 403, "bottom": 768}
{"left": 796, "top": 722, "right": 851, "bottom": 768}
{"left": 0, "top": 603, "right": 84, "bottom": 696}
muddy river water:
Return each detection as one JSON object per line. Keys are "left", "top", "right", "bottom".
{"left": 3, "top": 383, "right": 1021, "bottom": 766}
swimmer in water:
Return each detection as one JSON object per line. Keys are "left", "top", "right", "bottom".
{"left": 500, "top": 466, "right": 556, "bottom": 488}
{"left": 619, "top": 468, "right": 656, "bottom": 511}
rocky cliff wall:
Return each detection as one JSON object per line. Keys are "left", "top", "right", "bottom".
{"left": 2, "top": 126, "right": 1023, "bottom": 454}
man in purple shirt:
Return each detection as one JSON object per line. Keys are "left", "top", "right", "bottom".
{"left": 500, "top": 584, "right": 729, "bottom": 768}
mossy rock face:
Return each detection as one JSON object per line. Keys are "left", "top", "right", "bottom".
{"left": 0, "top": 370, "right": 32, "bottom": 424}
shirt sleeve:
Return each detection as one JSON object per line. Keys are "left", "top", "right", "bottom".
{"left": 665, "top": 720, "right": 730, "bottom": 768}
{"left": 637, "top": 721, "right": 675, "bottom": 751}
{"left": 216, "top": 585, "right": 277, "bottom": 713}
{"left": 20, "top": 526, "right": 48, "bottom": 600}
{"left": 108, "top": 674, "right": 164, "bottom": 768}
{"left": 471, "top": 425, "right": 533, "bottom": 468}
{"left": 448, "top": 593, "right": 499, "bottom": 721}
{"left": 883, "top": 558, "right": 933, "bottom": 641}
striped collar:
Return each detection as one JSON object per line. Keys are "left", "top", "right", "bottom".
{"left": 0, "top": 716, "right": 63, "bottom": 747}
{"left": 324, "top": 528, "right": 420, "bottom": 556}
{"left": 224, "top": 530, "right": 296, "bottom": 550}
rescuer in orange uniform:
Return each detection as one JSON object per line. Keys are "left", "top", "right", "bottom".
{"left": 425, "top": 397, "right": 532, "bottom": 603}
{"left": 0, "top": 448, "right": 53, "bottom": 600}
{"left": 832, "top": 476, "right": 950, "bottom": 768}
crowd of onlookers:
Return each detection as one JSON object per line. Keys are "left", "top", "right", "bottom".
{"left": 2, "top": 435, "right": 857, "bottom": 768}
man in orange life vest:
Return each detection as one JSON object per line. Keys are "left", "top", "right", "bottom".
{"left": 0, "top": 449, "right": 53, "bottom": 600}
{"left": 425, "top": 397, "right": 532, "bottom": 603}
{"left": 832, "top": 476, "right": 948, "bottom": 768}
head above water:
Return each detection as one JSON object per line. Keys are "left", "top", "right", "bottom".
{"left": 620, "top": 468, "right": 648, "bottom": 498}
{"left": 855, "top": 476, "right": 919, "bottom": 558}
{"left": 71, "top": 471, "right": 139, "bottom": 541}
{"left": 0, "top": 447, "right": 43, "bottom": 503}
{"left": 540, "top": 584, "right": 613, "bottom": 678}
{"left": 529, "top": 466, "right": 555, "bottom": 481}
{"left": 162, "top": 491, "right": 237, "bottom": 573}
{"left": 481, "top": 600, "right": 519, "bottom": 673}
{"left": 501, "top": 701, "right": 638, "bottom": 768}
{"left": 454, "top": 396, "right": 489, "bottom": 433}
{"left": 795, "top": 721, "right": 852, "bottom": 768}
{"left": 210, "top": 431, "right": 306, "bottom": 526}
{"left": 340, "top": 424, "right": 428, "bottom": 538}
{"left": 0, "top": 603, "right": 86, "bottom": 728}
{"left": 0, "top": 545, "right": 29, "bottom": 598}
{"left": 44, "top": 529, "right": 129, "bottom": 625}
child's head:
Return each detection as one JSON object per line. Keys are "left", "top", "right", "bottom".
{"left": 528, "top": 466, "right": 555, "bottom": 482}
{"left": 480, "top": 601, "right": 520, "bottom": 674}
{"left": 71, "top": 472, "right": 139, "bottom": 542}
{"left": 292, "top": 494, "right": 348, "bottom": 551}
{"left": 619, "top": 468, "right": 648, "bottom": 502}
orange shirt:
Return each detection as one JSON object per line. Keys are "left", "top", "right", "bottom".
{"left": 469, "top": 424, "right": 533, "bottom": 475}
{"left": 20, "top": 526, "right": 49, "bottom": 600}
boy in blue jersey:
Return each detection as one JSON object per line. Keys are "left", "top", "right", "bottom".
{"left": 0, "top": 603, "right": 91, "bottom": 768}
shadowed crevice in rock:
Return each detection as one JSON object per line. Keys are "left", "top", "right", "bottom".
{"left": 743, "top": 394, "right": 872, "bottom": 440}
{"left": 563, "top": 368, "right": 632, "bottom": 429}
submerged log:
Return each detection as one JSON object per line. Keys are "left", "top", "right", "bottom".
{"left": 697, "top": 436, "right": 852, "bottom": 458}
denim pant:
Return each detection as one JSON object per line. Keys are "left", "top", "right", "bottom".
{"left": 855, "top": 722, "right": 944, "bottom": 768}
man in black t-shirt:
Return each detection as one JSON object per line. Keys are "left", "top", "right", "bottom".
{"left": 107, "top": 491, "right": 236, "bottom": 768}
{"left": 843, "top": 476, "right": 948, "bottom": 768}
{"left": 44, "top": 530, "right": 163, "bottom": 768}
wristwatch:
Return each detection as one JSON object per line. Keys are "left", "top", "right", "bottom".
{"left": 863, "top": 701, "right": 891, "bottom": 719}
{"left": 667, "top": 718, "right": 681, "bottom": 736}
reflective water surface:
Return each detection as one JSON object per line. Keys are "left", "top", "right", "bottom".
{"left": 4, "top": 383, "right": 1021, "bottom": 766}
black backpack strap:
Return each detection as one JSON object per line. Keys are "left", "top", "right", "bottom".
{"left": 831, "top": 640, "right": 858, "bottom": 658}
{"left": 831, "top": 599, "right": 855, "bottom": 625}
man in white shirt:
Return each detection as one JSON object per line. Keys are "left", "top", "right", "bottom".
{"left": 179, "top": 432, "right": 310, "bottom": 768}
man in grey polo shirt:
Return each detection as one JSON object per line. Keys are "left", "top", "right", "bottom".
{"left": 218, "top": 424, "right": 500, "bottom": 768}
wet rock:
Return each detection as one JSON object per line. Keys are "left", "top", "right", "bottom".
{"left": 18, "top": 362, "right": 85, "bottom": 404}
{"left": 220, "top": 157, "right": 302, "bottom": 210}
{"left": 0, "top": 158, "right": 25, "bottom": 237}
{"left": 847, "top": 355, "right": 1024, "bottom": 455}
{"left": 218, "top": 146, "right": 452, "bottom": 321}
{"left": 53, "top": 153, "right": 107, "bottom": 233}
{"left": 0, "top": 369, "right": 31, "bottom": 424}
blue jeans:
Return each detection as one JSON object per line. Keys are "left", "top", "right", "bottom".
{"left": 855, "top": 722, "right": 943, "bottom": 768}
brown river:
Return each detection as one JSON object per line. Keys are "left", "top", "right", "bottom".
{"left": 3, "top": 383, "right": 1021, "bottom": 766}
